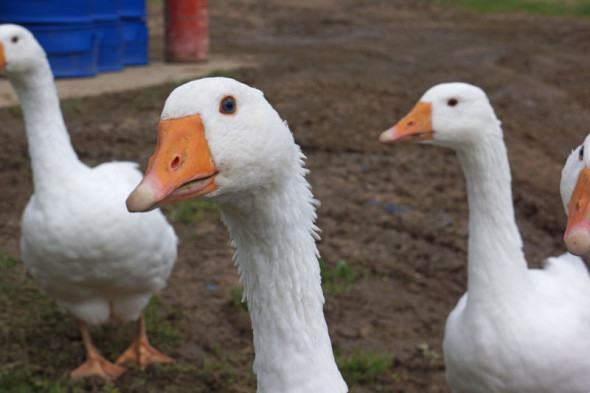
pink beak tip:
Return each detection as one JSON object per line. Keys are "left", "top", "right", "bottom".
{"left": 379, "top": 126, "right": 398, "bottom": 143}
{"left": 564, "top": 226, "right": 590, "bottom": 256}
{"left": 126, "top": 183, "right": 157, "bottom": 213}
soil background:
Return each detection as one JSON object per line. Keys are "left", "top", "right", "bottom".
{"left": 2, "top": 1, "right": 590, "bottom": 392}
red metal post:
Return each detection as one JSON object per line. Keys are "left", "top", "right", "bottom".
{"left": 165, "top": 0, "right": 209, "bottom": 62}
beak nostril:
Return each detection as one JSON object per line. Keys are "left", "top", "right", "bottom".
{"left": 407, "top": 121, "right": 415, "bottom": 127}
{"left": 170, "top": 156, "right": 181, "bottom": 171}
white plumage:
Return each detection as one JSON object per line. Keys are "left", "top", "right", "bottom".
{"left": 126, "top": 77, "right": 348, "bottom": 393}
{"left": 380, "top": 82, "right": 590, "bottom": 393}
{"left": 0, "top": 24, "right": 177, "bottom": 379}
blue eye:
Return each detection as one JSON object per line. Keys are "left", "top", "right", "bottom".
{"left": 220, "top": 96, "right": 237, "bottom": 115}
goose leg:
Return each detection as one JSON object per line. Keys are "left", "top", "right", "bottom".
{"left": 115, "top": 313, "right": 173, "bottom": 370}
{"left": 70, "top": 321, "right": 126, "bottom": 380}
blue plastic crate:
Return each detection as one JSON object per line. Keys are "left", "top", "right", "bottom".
{"left": 93, "top": 0, "right": 119, "bottom": 21}
{"left": 0, "top": 1, "right": 98, "bottom": 78}
{"left": 95, "top": 20, "right": 124, "bottom": 72}
{"left": 26, "top": 22, "right": 97, "bottom": 78}
{"left": 122, "top": 18, "right": 148, "bottom": 66}
{"left": 0, "top": 0, "right": 92, "bottom": 23}
{"left": 119, "top": 0, "right": 146, "bottom": 18}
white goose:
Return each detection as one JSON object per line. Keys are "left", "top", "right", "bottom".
{"left": 126, "top": 77, "right": 348, "bottom": 393}
{"left": 561, "top": 134, "right": 590, "bottom": 256}
{"left": 379, "top": 82, "right": 590, "bottom": 393}
{"left": 0, "top": 24, "right": 178, "bottom": 379}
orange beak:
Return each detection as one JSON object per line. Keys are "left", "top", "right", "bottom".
{"left": 379, "top": 101, "right": 433, "bottom": 143}
{"left": 564, "top": 167, "right": 590, "bottom": 255}
{"left": 126, "top": 114, "right": 219, "bottom": 212}
{"left": 0, "top": 42, "right": 6, "bottom": 71}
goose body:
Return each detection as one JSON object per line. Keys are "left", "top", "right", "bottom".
{"left": 21, "top": 161, "right": 176, "bottom": 325}
{"left": 0, "top": 24, "right": 177, "bottom": 378}
{"left": 127, "top": 77, "right": 347, "bottom": 393}
{"left": 380, "top": 82, "right": 590, "bottom": 393}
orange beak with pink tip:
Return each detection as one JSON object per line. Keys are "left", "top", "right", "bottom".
{"left": 126, "top": 114, "right": 219, "bottom": 212}
{"left": 379, "top": 101, "right": 434, "bottom": 143}
{"left": 564, "top": 167, "right": 590, "bottom": 256}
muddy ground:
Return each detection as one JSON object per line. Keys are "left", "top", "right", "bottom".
{"left": 2, "top": 0, "right": 590, "bottom": 392}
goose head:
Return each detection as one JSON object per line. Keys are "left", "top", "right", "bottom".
{"left": 379, "top": 82, "right": 501, "bottom": 149}
{"left": 127, "top": 77, "right": 297, "bottom": 212}
{"left": 561, "top": 134, "right": 590, "bottom": 255}
{"left": 0, "top": 24, "right": 47, "bottom": 77}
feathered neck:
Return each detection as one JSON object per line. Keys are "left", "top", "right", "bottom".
{"left": 455, "top": 129, "right": 530, "bottom": 307}
{"left": 9, "top": 58, "right": 84, "bottom": 200}
{"left": 217, "top": 150, "right": 347, "bottom": 393}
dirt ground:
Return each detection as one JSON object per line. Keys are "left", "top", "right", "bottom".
{"left": 2, "top": 0, "right": 590, "bottom": 392}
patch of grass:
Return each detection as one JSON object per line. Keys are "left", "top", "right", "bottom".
{"left": 9, "top": 154, "right": 29, "bottom": 167}
{"left": 128, "top": 82, "right": 178, "bottom": 111}
{"left": 205, "top": 69, "right": 240, "bottom": 80}
{"left": 0, "top": 248, "right": 19, "bottom": 270}
{"left": 0, "top": 369, "right": 121, "bottom": 393}
{"left": 417, "top": 342, "right": 442, "bottom": 361}
{"left": 0, "top": 250, "right": 59, "bottom": 325}
{"left": 200, "top": 358, "right": 236, "bottom": 388}
{"left": 336, "top": 349, "right": 394, "bottom": 386}
{"left": 439, "top": 0, "right": 590, "bottom": 18}
{"left": 61, "top": 98, "right": 87, "bottom": 118}
{"left": 230, "top": 285, "right": 248, "bottom": 312}
{"left": 0, "top": 370, "right": 47, "bottom": 393}
{"left": 144, "top": 296, "right": 185, "bottom": 349}
{"left": 7, "top": 93, "right": 91, "bottom": 121}
{"left": 0, "top": 246, "right": 193, "bottom": 392}
{"left": 151, "top": 350, "right": 249, "bottom": 393}
{"left": 0, "top": 250, "right": 117, "bottom": 390}
{"left": 8, "top": 105, "right": 23, "bottom": 118}
{"left": 152, "top": 361, "right": 197, "bottom": 377}
{"left": 163, "top": 198, "right": 219, "bottom": 224}
{"left": 319, "top": 259, "right": 357, "bottom": 294}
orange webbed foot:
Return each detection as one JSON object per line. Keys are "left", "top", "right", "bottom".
{"left": 115, "top": 337, "right": 173, "bottom": 370}
{"left": 70, "top": 354, "right": 126, "bottom": 380}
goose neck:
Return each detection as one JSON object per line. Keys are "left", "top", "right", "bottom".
{"left": 455, "top": 134, "right": 529, "bottom": 304}
{"left": 10, "top": 63, "right": 83, "bottom": 196}
{"left": 218, "top": 169, "right": 346, "bottom": 392}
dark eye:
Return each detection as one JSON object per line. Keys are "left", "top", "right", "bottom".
{"left": 579, "top": 146, "right": 584, "bottom": 161}
{"left": 447, "top": 98, "right": 458, "bottom": 107}
{"left": 11, "top": 36, "right": 18, "bottom": 44}
{"left": 220, "top": 96, "right": 237, "bottom": 115}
